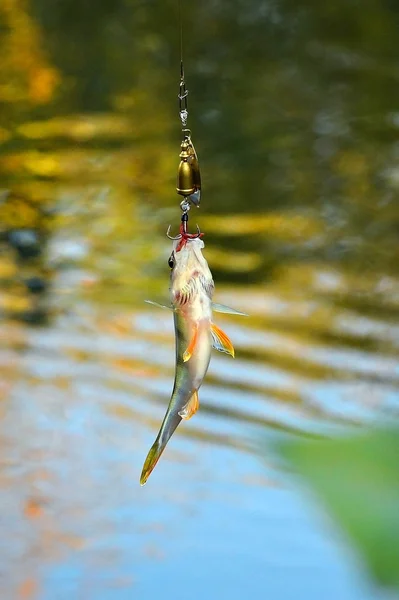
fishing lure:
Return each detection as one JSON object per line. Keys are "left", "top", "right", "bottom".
{"left": 140, "top": 19, "right": 246, "bottom": 486}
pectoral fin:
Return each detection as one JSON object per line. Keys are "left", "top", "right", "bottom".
{"left": 178, "top": 390, "right": 199, "bottom": 420}
{"left": 212, "top": 302, "right": 248, "bottom": 316}
{"left": 211, "top": 323, "right": 235, "bottom": 358}
{"left": 183, "top": 323, "right": 199, "bottom": 362}
{"left": 145, "top": 300, "right": 174, "bottom": 311}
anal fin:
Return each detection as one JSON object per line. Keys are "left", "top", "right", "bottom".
{"left": 211, "top": 323, "right": 235, "bottom": 358}
{"left": 178, "top": 390, "right": 199, "bottom": 420}
{"left": 183, "top": 323, "right": 199, "bottom": 362}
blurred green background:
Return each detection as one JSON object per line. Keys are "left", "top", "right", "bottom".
{"left": 0, "top": 1, "right": 398, "bottom": 599}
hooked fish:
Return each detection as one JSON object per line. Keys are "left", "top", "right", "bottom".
{"left": 140, "top": 234, "right": 245, "bottom": 485}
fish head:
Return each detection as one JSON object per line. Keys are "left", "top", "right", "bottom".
{"left": 168, "top": 237, "right": 214, "bottom": 305}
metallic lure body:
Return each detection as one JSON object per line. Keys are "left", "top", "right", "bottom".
{"left": 140, "top": 237, "right": 217, "bottom": 485}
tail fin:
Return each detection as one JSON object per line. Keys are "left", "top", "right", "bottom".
{"left": 140, "top": 412, "right": 182, "bottom": 486}
{"left": 140, "top": 440, "right": 165, "bottom": 485}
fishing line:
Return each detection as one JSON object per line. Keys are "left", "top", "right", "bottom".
{"left": 174, "top": 0, "right": 202, "bottom": 235}
{"left": 179, "top": 0, "right": 183, "bottom": 72}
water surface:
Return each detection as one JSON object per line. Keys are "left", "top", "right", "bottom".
{"left": 0, "top": 1, "right": 398, "bottom": 598}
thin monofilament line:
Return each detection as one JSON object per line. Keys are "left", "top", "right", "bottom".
{"left": 179, "top": 0, "right": 183, "bottom": 68}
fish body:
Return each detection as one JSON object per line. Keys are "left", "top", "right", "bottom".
{"left": 140, "top": 236, "right": 239, "bottom": 485}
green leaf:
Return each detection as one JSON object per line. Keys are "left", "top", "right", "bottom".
{"left": 278, "top": 427, "right": 399, "bottom": 591}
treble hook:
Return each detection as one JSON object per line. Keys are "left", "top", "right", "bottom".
{"left": 166, "top": 211, "right": 202, "bottom": 241}
{"left": 166, "top": 223, "right": 202, "bottom": 240}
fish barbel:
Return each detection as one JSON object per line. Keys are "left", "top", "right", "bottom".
{"left": 140, "top": 235, "right": 244, "bottom": 485}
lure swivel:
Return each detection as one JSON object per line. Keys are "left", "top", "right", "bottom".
{"left": 176, "top": 60, "right": 201, "bottom": 208}
{"left": 178, "top": 61, "right": 189, "bottom": 128}
{"left": 167, "top": 66, "right": 202, "bottom": 240}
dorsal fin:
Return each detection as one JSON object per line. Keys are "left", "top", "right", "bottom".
{"left": 212, "top": 302, "right": 248, "bottom": 316}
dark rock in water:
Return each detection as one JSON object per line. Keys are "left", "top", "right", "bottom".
{"left": 7, "top": 229, "right": 42, "bottom": 259}
{"left": 24, "top": 276, "right": 48, "bottom": 294}
{"left": 18, "top": 308, "right": 48, "bottom": 325}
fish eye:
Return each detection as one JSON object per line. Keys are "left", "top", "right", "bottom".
{"left": 168, "top": 254, "right": 175, "bottom": 269}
